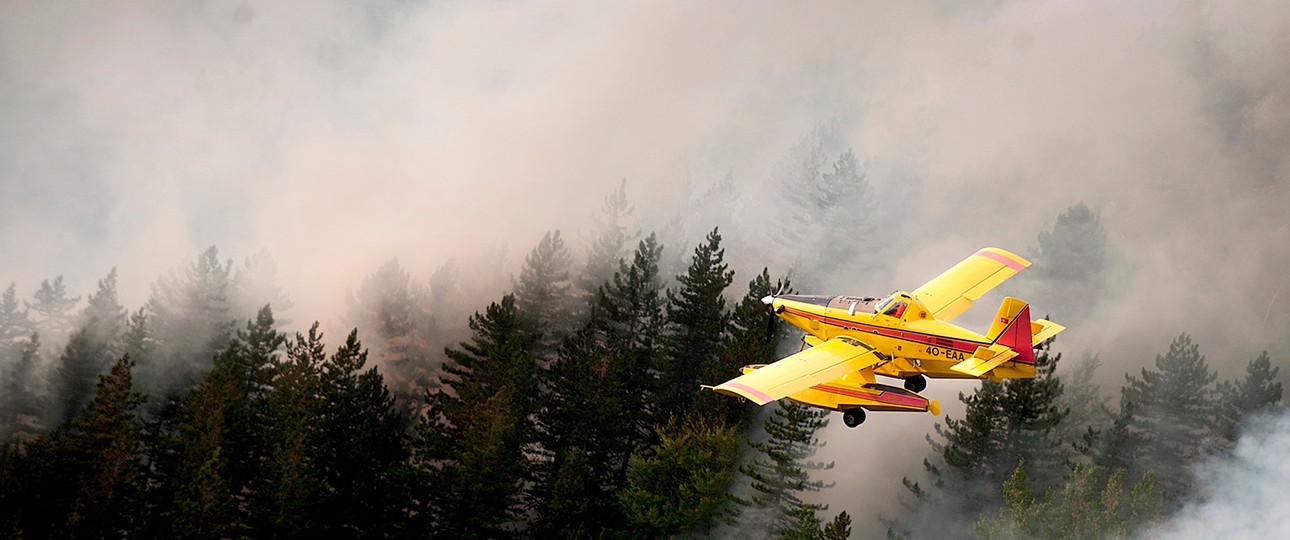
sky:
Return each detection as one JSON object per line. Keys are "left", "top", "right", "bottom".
{"left": 3, "top": 0, "right": 1289, "bottom": 532}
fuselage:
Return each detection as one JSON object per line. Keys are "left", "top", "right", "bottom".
{"left": 770, "top": 293, "right": 1035, "bottom": 381}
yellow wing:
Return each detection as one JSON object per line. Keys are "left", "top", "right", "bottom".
{"left": 912, "top": 247, "right": 1030, "bottom": 322}
{"left": 711, "top": 337, "right": 883, "bottom": 406}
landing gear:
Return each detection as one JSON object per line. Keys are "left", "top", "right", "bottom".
{"left": 904, "top": 374, "right": 928, "bottom": 393}
{"left": 843, "top": 408, "right": 866, "bottom": 428}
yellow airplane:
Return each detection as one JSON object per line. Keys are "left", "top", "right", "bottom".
{"left": 709, "top": 247, "right": 1064, "bottom": 428}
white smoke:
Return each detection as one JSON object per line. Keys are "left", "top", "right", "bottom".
{"left": 1146, "top": 411, "right": 1290, "bottom": 539}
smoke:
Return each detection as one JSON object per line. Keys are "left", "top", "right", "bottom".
{"left": 4, "top": 0, "right": 1290, "bottom": 533}
{"left": 1146, "top": 410, "right": 1290, "bottom": 539}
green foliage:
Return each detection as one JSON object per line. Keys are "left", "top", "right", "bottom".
{"left": 740, "top": 400, "right": 834, "bottom": 535}
{"left": 345, "top": 258, "right": 433, "bottom": 401}
{"left": 414, "top": 294, "right": 539, "bottom": 538}
{"left": 975, "top": 460, "right": 1162, "bottom": 539}
{"left": 514, "top": 229, "right": 577, "bottom": 355}
{"left": 661, "top": 227, "right": 735, "bottom": 423}
{"left": 1030, "top": 202, "right": 1107, "bottom": 325}
{"left": 619, "top": 416, "right": 741, "bottom": 538}
{"left": 822, "top": 511, "right": 852, "bottom": 540}
{"left": 1216, "top": 351, "right": 1283, "bottom": 444}
{"left": 1122, "top": 333, "right": 1219, "bottom": 503}
{"left": 145, "top": 246, "right": 237, "bottom": 396}
{"left": 27, "top": 275, "right": 81, "bottom": 343}
{"left": 579, "top": 179, "right": 638, "bottom": 298}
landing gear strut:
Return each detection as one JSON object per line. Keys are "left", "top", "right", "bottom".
{"left": 904, "top": 374, "right": 928, "bottom": 393}
{"left": 843, "top": 408, "right": 866, "bottom": 428}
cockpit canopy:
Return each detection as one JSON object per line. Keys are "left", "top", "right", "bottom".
{"left": 875, "top": 293, "right": 912, "bottom": 318}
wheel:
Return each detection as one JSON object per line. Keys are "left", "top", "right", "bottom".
{"left": 904, "top": 374, "right": 928, "bottom": 393}
{"left": 843, "top": 408, "right": 866, "bottom": 428}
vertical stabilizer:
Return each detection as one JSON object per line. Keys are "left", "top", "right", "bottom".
{"left": 986, "top": 297, "right": 1034, "bottom": 364}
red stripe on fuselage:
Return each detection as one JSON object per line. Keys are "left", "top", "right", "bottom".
{"left": 812, "top": 384, "right": 927, "bottom": 408}
{"left": 782, "top": 306, "right": 987, "bottom": 353}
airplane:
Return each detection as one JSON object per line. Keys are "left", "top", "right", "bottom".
{"left": 708, "top": 247, "right": 1064, "bottom": 428}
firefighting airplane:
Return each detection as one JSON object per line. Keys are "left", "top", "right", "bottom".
{"left": 708, "top": 248, "right": 1064, "bottom": 428}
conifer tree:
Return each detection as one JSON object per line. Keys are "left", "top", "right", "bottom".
{"left": 317, "top": 329, "right": 409, "bottom": 538}
{"left": 533, "top": 323, "right": 628, "bottom": 537}
{"left": 146, "top": 246, "right": 237, "bottom": 395}
{"left": 1122, "top": 333, "right": 1219, "bottom": 504}
{"left": 345, "top": 258, "right": 433, "bottom": 401}
{"left": 619, "top": 416, "right": 741, "bottom": 538}
{"left": 0, "top": 334, "right": 42, "bottom": 442}
{"left": 514, "top": 229, "right": 576, "bottom": 356}
{"left": 0, "top": 283, "right": 33, "bottom": 355}
{"left": 231, "top": 249, "right": 294, "bottom": 327}
{"left": 54, "top": 327, "right": 115, "bottom": 425}
{"left": 80, "top": 268, "right": 127, "bottom": 355}
{"left": 660, "top": 227, "right": 734, "bottom": 422}
{"left": 1215, "top": 351, "right": 1283, "bottom": 444}
{"left": 579, "top": 179, "right": 638, "bottom": 300}
{"left": 255, "top": 323, "right": 327, "bottom": 537}
{"left": 26, "top": 275, "right": 80, "bottom": 346}
{"left": 413, "top": 294, "right": 539, "bottom": 538}
{"left": 63, "top": 355, "right": 146, "bottom": 537}
{"left": 1030, "top": 203, "right": 1107, "bottom": 325}
{"left": 739, "top": 400, "right": 834, "bottom": 535}
{"left": 974, "top": 460, "right": 1162, "bottom": 539}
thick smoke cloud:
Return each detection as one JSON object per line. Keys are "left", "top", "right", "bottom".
{"left": 3, "top": 0, "right": 1289, "bottom": 533}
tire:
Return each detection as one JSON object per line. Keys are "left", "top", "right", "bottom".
{"left": 904, "top": 375, "right": 927, "bottom": 393}
{"left": 843, "top": 408, "right": 866, "bottom": 428}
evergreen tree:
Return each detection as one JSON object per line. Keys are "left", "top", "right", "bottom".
{"left": 26, "top": 275, "right": 80, "bottom": 347}
{"left": 1030, "top": 203, "right": 1107, "bottom": 325}
{"left": 255, "top": 324, "right": 327, "bottom": 537}
{"left": 413, "top": 295, "right": 539, "bottom": 538}
{"left": 823, "top": 511, "right": 852, "bottom": 540}
{"left": 595, "top": 233, "right": 668, "bottom": 481}
{"left": 579, "top": 179, "right": 638, "bottom": 300}
{"left": 1054, "top": 353, "right": 1112, "bottom": 455}
{"left": 619, "top": 416, "right": 741, "bottom": 538}
{"left": 660, "top": 227, "right": 734, "bottom": 423}
{"left": 533, "top": 323, "right": 628, "bottom": 537}
{"left": 317, "top": 329, "right": 409, "bottom": 538}
{"left": 974, "top": 460, "right": 1162, "bottom": 539}
{"left": 0, "top": 334, "right": 43, "bottom": 442}
{"left": 739, "top": 400, "right": 834, "bottom": 535}
{"left": 146, "top": 246, "right": 237, "bottom": 396}
{"left": 53, "top": 327, "right": 115, "bottom": 425}
{"left": 345, "top": 258, "right": 433, "bottom": 402}
{"left": 1215, "top": 351, "right": 1283, "bottom": 444}
{"left": 79, "top": 268, "right": 127, "bottom": 355}
{"left": 0, "top": 283, "right": 34, "bottom": 355}
{"left": 899, "top": 352, "right": 1067, "bottom": 537}
{"left": 1122, "top": 333, "right": 1219, "bottom": 504}
{"left": 513, "top": 229, "right": 576, "bottom": 356}
{"left": 231, "top": 249, "right": 294, "bottom": 327}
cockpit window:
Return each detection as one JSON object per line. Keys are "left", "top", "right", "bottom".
{"left": 875, "top": 297, "right": 907, "bottom": 318}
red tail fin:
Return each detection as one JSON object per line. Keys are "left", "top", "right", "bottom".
{"left": 986, "top": 297, "right": 1034, "bottom": 364}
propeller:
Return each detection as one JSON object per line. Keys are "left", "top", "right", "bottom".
{"left": 763, "top": 282, "right": 787, "bottom": 341}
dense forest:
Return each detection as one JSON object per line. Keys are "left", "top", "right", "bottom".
{"left": 0, "top": 173, "right": 1283, "bottom": 539}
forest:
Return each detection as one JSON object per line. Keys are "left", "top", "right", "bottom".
{"left": 0, "top": 166, "right": 1283, "bottom": 540}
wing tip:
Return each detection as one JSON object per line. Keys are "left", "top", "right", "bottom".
{"left": 975, "top": 247, "right": 1030, "bottom": 270}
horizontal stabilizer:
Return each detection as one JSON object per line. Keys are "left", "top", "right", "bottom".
{"left": 711, "top": 337, "right": 883, "bottom": 406}
{"left": 1031, "top": 319, "right": 1065, "bottom": 346}
{"left": 951, "top": 344, "right": 1019, "bottom": 377}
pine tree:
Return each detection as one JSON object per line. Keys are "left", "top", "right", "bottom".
{"left": 63, "top": 354, "right": 147, "bottom": 537}
{"left": 619, "top": 416, "right": 741, "bottom": 538}
{"left": 0, "top": 283, "right": 34, "bottom": 355}
{"left": 413, "top": 295, "right": 539, "bottom": 538}
{"left": 1, "top": 334, "right": 43, "bottom": 442}
{"left": 146, "top": 246, "right": 237, "bottom": 396}
{"left": 1122, "top": 333, "right": 1219, "bottom": 504}
{"left": 974, "top": 460, "right": 1163, "bottom": 539}
{"left": 26, "top": 275, "right": 81, "bottom": 346}
{"left": 739, "top": 400, "right": 834, "bottom": 535}
{"left": 579, "top": 179, "right": 638, "bottom": 301}
{"left": 513, "top": 229, "right": 576, "bottom": 356}
{"left": 345, "top": 259, "right": 433, "bottom": 402}
{"left": 255, "top": 323, "right": 327, "bottom": 537}
{"left": 533, "top": 323, "right": 628, "bottom": 537}
{"left": 80, "top": 268, "right": 127, "bottom": 356}
{"left": 317, "top": 329, "right": 409, "bottom": 538}
{"left": 54, "top": 327, "right": 115, "bottom": 425}
{"left": 660, "top": 227, "right": 734, "bottom": 423}
{"left": 899, "top": 352, "right": 1068, "bottom": 537}
{"left": 823, "top": 511, "right": 852, "bottom": 540}
{"left": 1055, "top": 353, "right": 1112, "bottom": 455}
{"left": 1215, "top": 351, "right": 1283, "bottom": 446}
{"left": 595, "top": 234, "right": 668, "bottom": 481}
{"left": 1030, "top": 203, "right": 1107, "bottom": 325}
{"left": 231, "top": 249, "right": 294, "bottom": 327}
